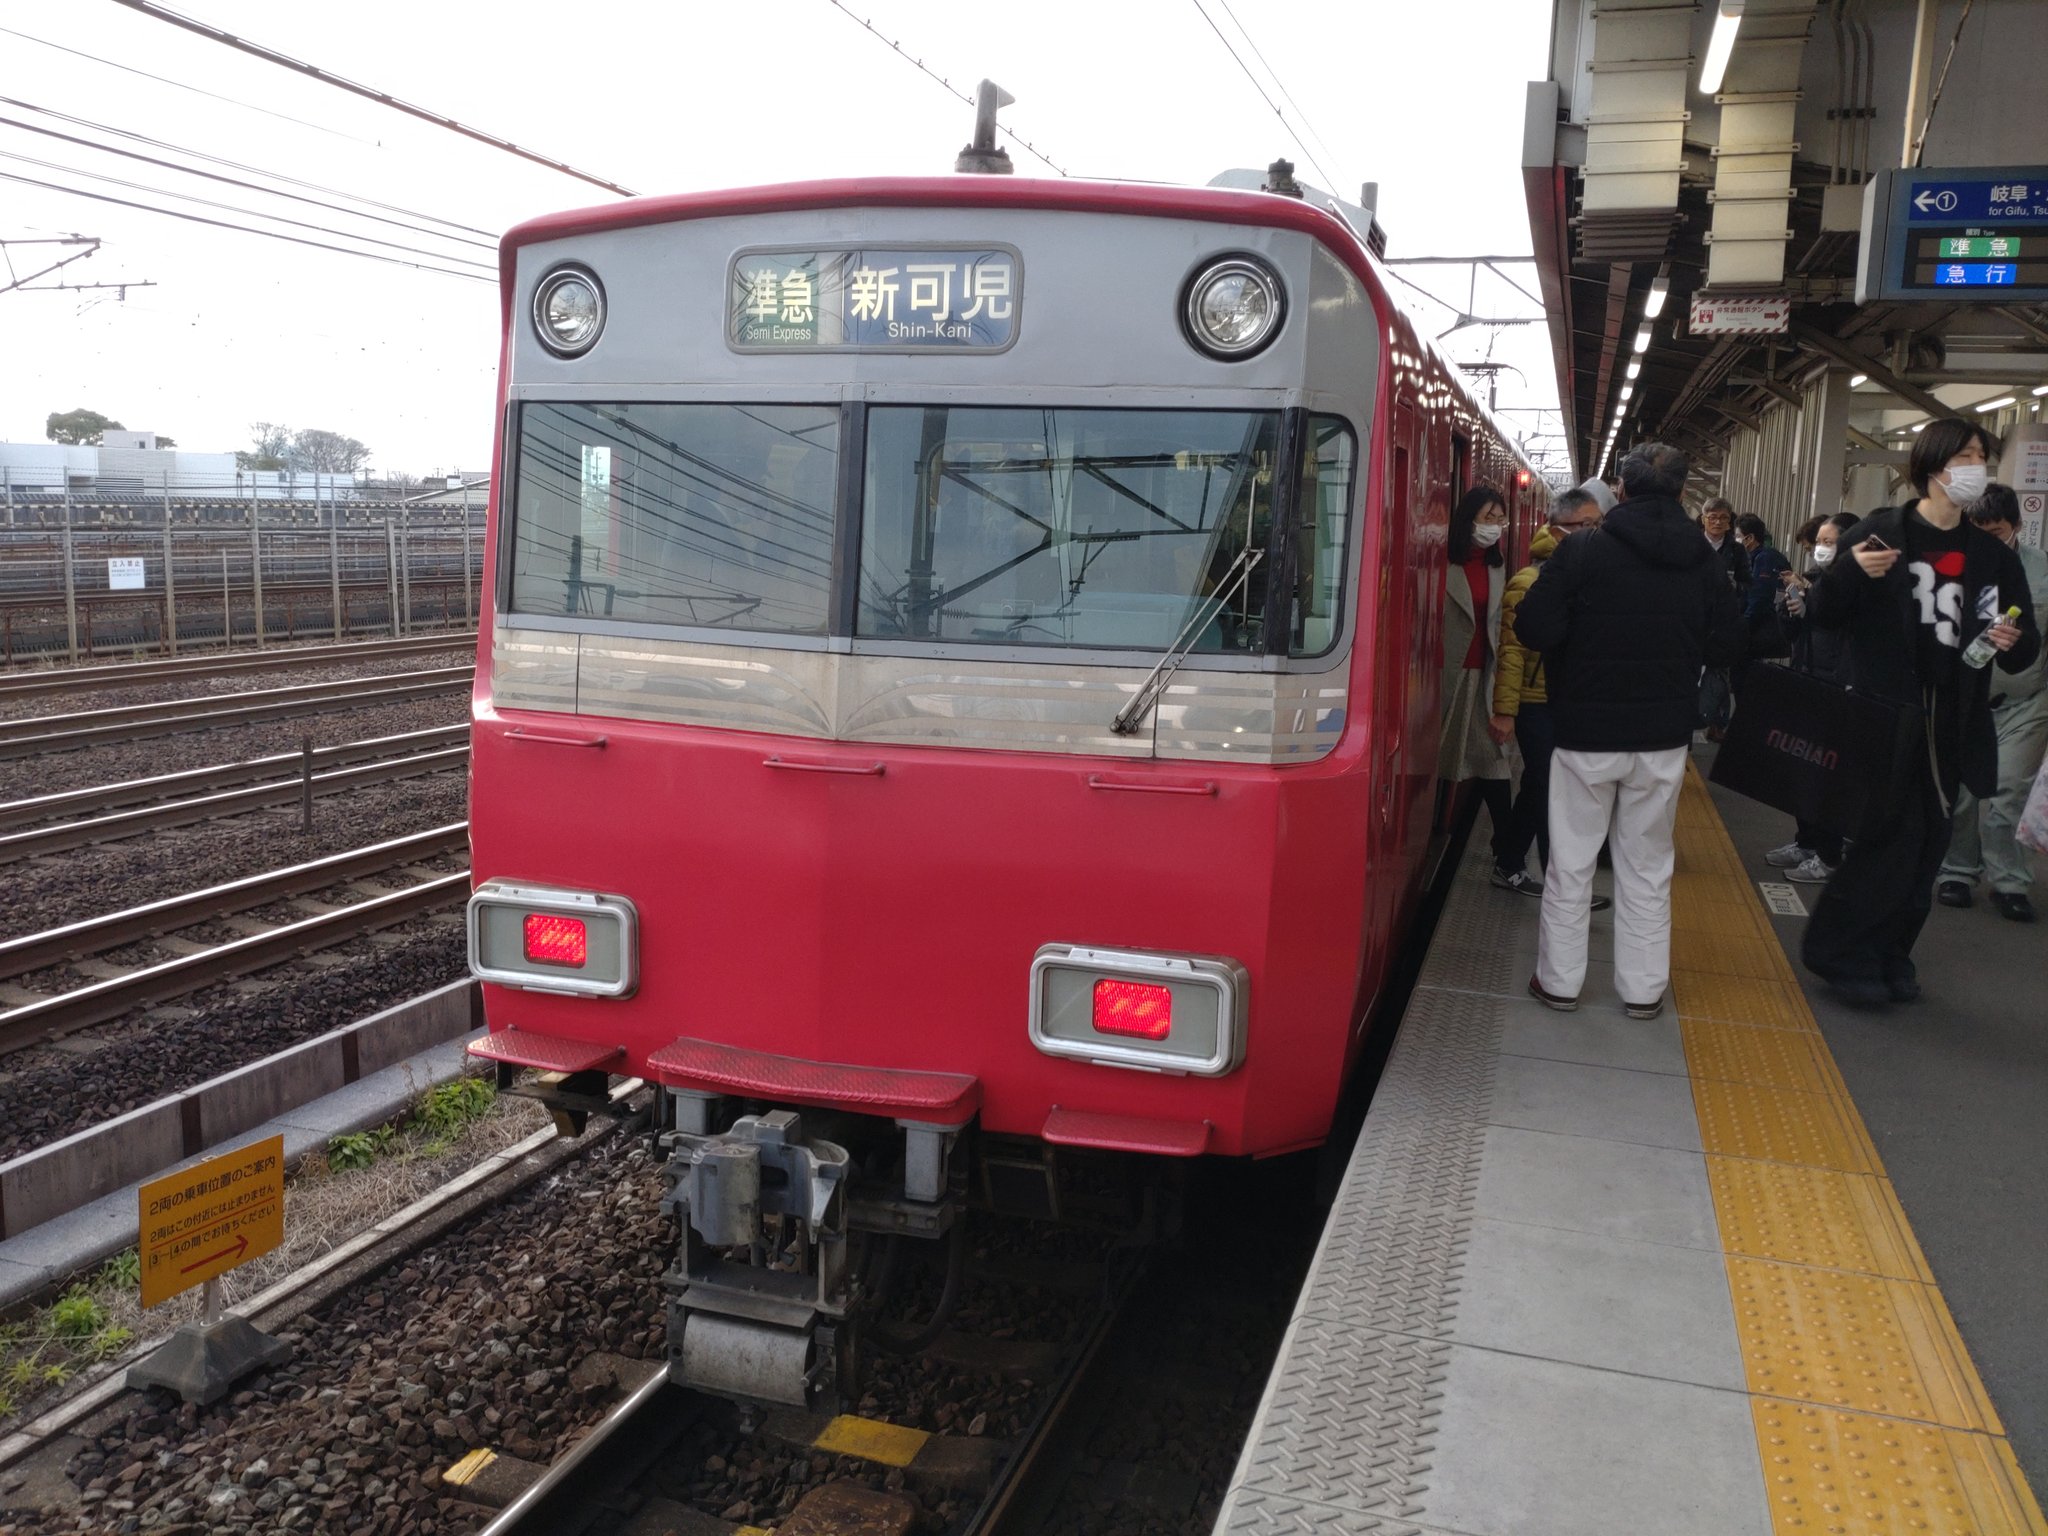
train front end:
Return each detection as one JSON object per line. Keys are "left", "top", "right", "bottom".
{"left": 469, "top": 178, "right": 1386, "bottom": 1407}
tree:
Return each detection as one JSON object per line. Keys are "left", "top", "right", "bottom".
{"left": 46, "top": 408, "right": 124, "bottom": 445}
{"left": 236, "top": 421, "right": 292, "bottom": 471}
{"left": 154, "top": 435, "right": 177, "bottom": 449}
{"left": 289, "top": 428, "right": 372, "bottom": 475}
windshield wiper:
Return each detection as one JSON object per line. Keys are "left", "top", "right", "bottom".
{"left": 1110, "top": 543, "right": 1264, "bottom": 736}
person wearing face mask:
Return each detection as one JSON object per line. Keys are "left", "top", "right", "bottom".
{"left": 1935, "top": 482, "right": 2048, "bottom": 921}
{"left": 1764, "top": 511, "right": 1860, "bottom": 881}
{"left": 1440, "top": 486, "right": 1516, "bottom": 871}
{"left": 1801, "top": 420, "right": 2040, "bottom": 1005}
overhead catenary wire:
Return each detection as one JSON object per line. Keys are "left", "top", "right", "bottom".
{"left": 0, "top": 93, "right": 497, "bottom": 239}
{"left": 1213, "top": 0, "right": 1345, "bottom": 189}
{"left": 0, "top": 23, "right": 377, "bottom": 145}
{"left": 824, "top": 0, "right": 1070, "bottom": 177}
{"left": 0, "top": 110, "right": 497, "bottom": 254}
{"left": 0, "top": 148, "right": 496, "bottom": 271}
{"left": 106, "top": 0, "right": 638, "bottom": 197}
{"left": 0, "top": 170, "right": 492, "bottom": 282}
{"left": 1186, "top": 0, "right": 1342, "bottom": 195}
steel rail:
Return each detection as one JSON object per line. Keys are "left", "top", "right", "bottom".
{"left": 0, "top": 745, "right": 469, "bottom": 864}
{"left": 0, "top": 823, "right": 469, "bottom": 979}
{"left": 0, "top": 632, "right": 476, "bottom": 698}
{"left": 0, "top": 664, "right": 473, "bottom": 741}
{"left": 0, "top": 870, "right": 470, "bottom": 1056}
{"left": 0, "top": 725, "right": 467, "bottom": 832}
{"left": 0, "top": 673, "right": 471, "bottom": 761}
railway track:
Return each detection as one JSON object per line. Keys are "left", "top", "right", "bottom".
{"left": 0, "top": 828, "right": 470, "bottom": 1057}
{"left": 0, "top": 730, "right": 468, "bottom": 862}
{"left": 0, "top": 632, "right": 475, "bottom": 699}
{"left": 0, "top": 666, "right": 472, "bottom": 761}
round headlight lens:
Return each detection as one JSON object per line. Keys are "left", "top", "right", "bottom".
{"left": 532, "top": 266, "right": 605, "bottom": 357}
{"left": 1184, "top": 258, "right": 1284, "bottom": 359}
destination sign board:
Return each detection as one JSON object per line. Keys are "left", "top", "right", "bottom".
{"left": 1858, "top": 166, "right": 2048, "bottom": 303}
{"left": 138, "top": 1135, "right": 284, "bottom": 1308}
{"left": 730, "top": 247, "right": 1019, "bottom": 352}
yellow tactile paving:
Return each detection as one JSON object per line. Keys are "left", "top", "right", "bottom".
{"left": 1684, "top": 1019, "right": 1836, "bottom": 1095}
{"left": 812, "top": 1414, "right": 931, "bottom": 1467}
{"left": 1706, "top": 1157, "right": 1931, "bottom": 1282}
{"left": 1729, "top": 1257, "right": 2001, "bottom": 1431}
{"left": 1666, "top": 766, "right": 2043, "bottom": 1535}
{"left": 1751, "top": 1403, "right": 2048, "bottom": 1536}
{"left": 1673, "top": 969, "right": 1818, "bottom": 1031}
{"left": 1695, "top": 1076, "right": 1874, "bottom": 1174}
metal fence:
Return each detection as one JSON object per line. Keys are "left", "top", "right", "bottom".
{"left": 0, "top": 517, "right": 485, "bottom": 664}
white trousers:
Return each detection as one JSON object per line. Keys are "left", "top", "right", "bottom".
{"left": 1536, "top": 746, "right": 1689, "bottom": 1006}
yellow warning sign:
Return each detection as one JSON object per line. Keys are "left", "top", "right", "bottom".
{"left": 137, "top": 1135, "right": 285, "bottom": 1309}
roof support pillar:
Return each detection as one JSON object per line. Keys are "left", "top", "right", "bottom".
{"left": 1805, "top": 368, "right": 1852, "bottom": 526}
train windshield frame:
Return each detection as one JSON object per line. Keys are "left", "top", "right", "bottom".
{"left": 503, "top": 401, "right": 1355, "bottom": 660}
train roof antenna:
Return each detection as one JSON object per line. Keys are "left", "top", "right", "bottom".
{"left": 955, "top": 81, "right": 1016, "bottom": 175}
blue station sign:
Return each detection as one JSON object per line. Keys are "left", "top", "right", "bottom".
{"left": 729, "top": 247, "right": 1020, "bottom": 352}
{"left": 1859, "top": 166, "right": 2048, "bottom": 303}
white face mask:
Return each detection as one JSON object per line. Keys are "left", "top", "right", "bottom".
{"left": 1471, "top": 522, "right": 1505, "bottom": 548}
{"left": 1811, "top": 543, "right": 1837, "bottom": 566}
{"left": 1943, "top": 463, "right": 1989, "bottom": 506}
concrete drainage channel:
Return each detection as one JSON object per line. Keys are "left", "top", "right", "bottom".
{"left": 0, "top": 979, "right": 485, "bottom": 1307}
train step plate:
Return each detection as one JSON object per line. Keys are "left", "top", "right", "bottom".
{"left": 649, "top": 1036, "right": 979, "bottom": 1124}
{"left": 467, "top": 1028, "right": 624, "bottom": 1074}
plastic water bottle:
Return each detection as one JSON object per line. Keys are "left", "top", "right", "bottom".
{"left": 1962, "top": 606, "right": 2020, "bottom": 670}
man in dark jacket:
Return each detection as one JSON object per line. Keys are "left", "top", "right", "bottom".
{"left": 1800, "top": 418, "right": 2040, "bottom": 1005}
{"left": 1515, "top": 443, "right": 1744, "bottom": 1019}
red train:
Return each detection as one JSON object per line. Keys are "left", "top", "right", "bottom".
{"left": 465, "top": 171, "right": 1538, "bottom": 1405}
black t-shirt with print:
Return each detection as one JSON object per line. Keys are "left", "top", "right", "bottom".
{"left": 1903, "top": 509, "right": 1968, "bottom": 790}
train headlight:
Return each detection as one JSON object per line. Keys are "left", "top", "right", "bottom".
{"left": 532, "top": 265, "right": 606, "bottom": 357}
{"left": 1028, "top": 944, "right": 1246, "bottom": 1076}
{"left": 469, "top": 881, "right": 636, "bottom": 996}
{"left": 1182, "top": 257, "right": 1284, "bottom": 360}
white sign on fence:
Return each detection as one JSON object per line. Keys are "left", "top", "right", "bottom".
{"left": 107, "top": 557, "right": 146, "bottom": 591}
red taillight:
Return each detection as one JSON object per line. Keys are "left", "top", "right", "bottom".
{"left": 1092, "top": 978, "right": 1172, "bottom": 1040}
{"left": 523, "top": 913, "right": 587, "bottom": 967}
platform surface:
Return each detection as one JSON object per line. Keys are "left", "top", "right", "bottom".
{"left": 1214, "top": 765, "right": 2048, "bottom": 1536}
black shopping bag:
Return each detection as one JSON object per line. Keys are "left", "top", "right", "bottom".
{"left": 1708, "top": 664, "right": 1915, "bottom": 841}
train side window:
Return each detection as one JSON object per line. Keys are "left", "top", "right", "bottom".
{"left": 1287, "top": 414, "right": 1357, "bottom": 657}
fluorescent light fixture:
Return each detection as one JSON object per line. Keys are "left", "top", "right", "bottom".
{"left": 1700, "top": 0, "right": 1745, "bottom": 94}
{"left": 1977, "top": 396, "right": 2016, "bottom": 412}
{"left": 1643, "top": 277, "right": 1669, "bottom": 319}
{"left": 1619, "top": 383, "right": 1634, "bottom": 401}
{"left": 2032, "top": 384, "right": 2048, "bottom": 397}
{"left": 1626, "top": 359, "right": 1642, "bottom": 380}
{"left": 1849, "top": 374, "right": 1868, "bottom": 388}
{"left": 1909, "top": 422, "right": 1926, "bottom": 433}
{"left": 1633, "top": 326, "right": 1653, "bottom": 354}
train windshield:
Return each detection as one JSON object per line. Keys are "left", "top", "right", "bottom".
{"left": 859, "top": 408, "right": 1353, "bottom": 656}
{"left": 506, "top": 403, "right": 1353, "bottom": 656}
{"left": 508, "top": 402, "right": 839, "bottom": 635}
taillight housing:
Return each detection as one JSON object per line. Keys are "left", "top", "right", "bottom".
{"left": 1029, "top": 945, "right": 1246, "bottom": 1076}
{"left": 468, "top": 882, "right": 637, "bottom": 997}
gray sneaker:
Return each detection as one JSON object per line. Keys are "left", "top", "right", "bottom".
{"left": 1492, "top": 867, "right": 1544, "bottom": 896}
{"left": 1787, "top": 854, "right": 1836, "bottom": 884}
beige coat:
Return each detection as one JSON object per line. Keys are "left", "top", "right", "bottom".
{"left": 1439, "top": 559, "right": 1512, "bottom": 782}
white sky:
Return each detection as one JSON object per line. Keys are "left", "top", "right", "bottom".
{"left": 0, "top": 0, "right": 1563, "bottom": 478}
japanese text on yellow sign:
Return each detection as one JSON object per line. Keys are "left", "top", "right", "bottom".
{"left": 137, "top": 1135, "right": 284, "bottom": 1309}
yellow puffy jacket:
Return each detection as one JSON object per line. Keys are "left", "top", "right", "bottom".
{"left": 1492, "top": 523, "right": 1558, "bottom": 715}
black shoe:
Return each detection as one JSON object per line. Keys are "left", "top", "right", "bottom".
{"left": 1591, "top": 895, "right": 1613, "bottom": 913}
{"left": 1936, "top": 880, "right": 1973, "bottom": 909}
{"left": 1624, "top": 996, "right": 1664, "bottom": 1020}
{"left": 1492, "top": 867, "right": 1544, "bottom": 896}
{"left": 1528, "top": 976, "right": 1579, "bottom": 1012}
{"left": 1991, "top": 891, "right": 2036, "bottom": 923}
{"left": 1886, "top": 975, "right": 1923, "bottom": 1003}
{"left": 1824, "top": 975, "right": 1892, "bottom": 1008}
